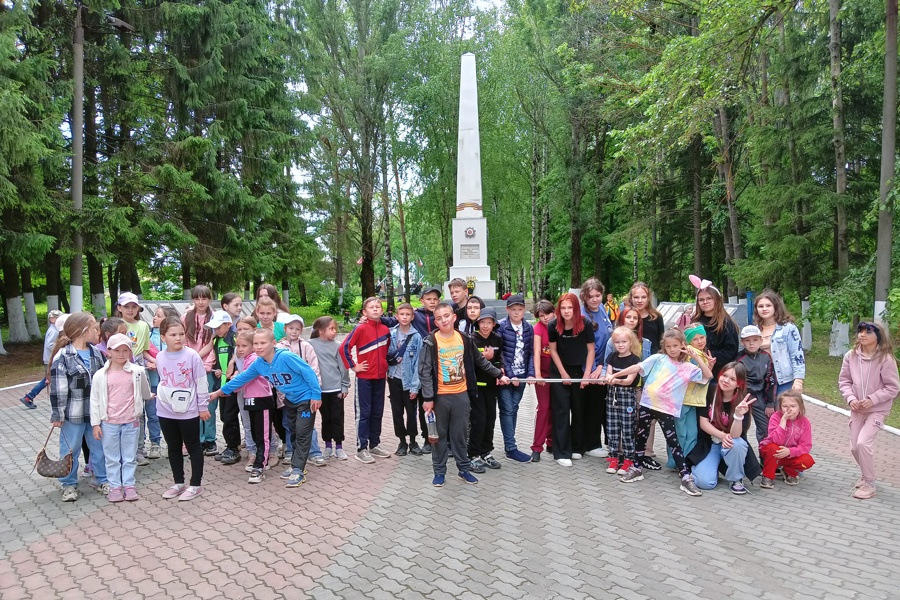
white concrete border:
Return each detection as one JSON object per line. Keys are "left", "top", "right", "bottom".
{"left": 0, "top": 381, "right": 38, "bottom": 392}
{"left": 802, "top": 393, "right": 900, "bottom": 437}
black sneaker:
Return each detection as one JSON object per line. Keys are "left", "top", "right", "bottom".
{"left": 642, "top": 456, "right": 662, "bottom": 471}
{"left": 395, "top": 442, "right": 409, "bottom": 456}
{"left": 409, "top": 441, "right": 423, "bottom": 456}
{"left": 204, "top": 442, "right": 218, "bottom": 456}
{"left": 220, "top": 448, "right": 241, "bottom": 465}
{"left": 19, "top": 397, "right": 37, "bottom": 410}
{"left": 422, "top": 442, "right": 433, "bottom": 455}
{"left": 482, "top": 454, "right": 501, "bottom": 469}
{"left": 469, "top": 458, "right": 487, "bottom": 474}
{"left": 530, "top": 451, "right": 541, "bottom": 463}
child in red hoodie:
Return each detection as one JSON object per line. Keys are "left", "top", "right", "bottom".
{"left": 759, "top": 390, "right": 814, "bottom": 489}
{"left": 341, "top": 297, "right": 391, "bottom": 464}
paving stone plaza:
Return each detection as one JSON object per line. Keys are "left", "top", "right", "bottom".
{"left": 0, "top": 376, "right": 897, "bottom": 600}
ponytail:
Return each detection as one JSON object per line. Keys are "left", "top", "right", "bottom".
{"left": 46, "top": 312, "right": 96, "bottom": 378}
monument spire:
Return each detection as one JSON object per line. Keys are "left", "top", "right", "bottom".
{"left": 445, "top": 53, "right": 496, "bottom": 300}
{"left": 456, "top": 53, "right": 483, "bottom": 217}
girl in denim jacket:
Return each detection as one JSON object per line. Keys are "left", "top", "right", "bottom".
{"left": 753, "top": 290, "right": 805, "bottom": 396}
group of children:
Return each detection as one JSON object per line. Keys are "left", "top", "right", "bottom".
{"left": 33, "top": 276, "right": 899, "bottom": 501}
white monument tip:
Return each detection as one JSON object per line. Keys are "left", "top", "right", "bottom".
{"left": 447, "top": 53, "right": 495, "bottom": 300}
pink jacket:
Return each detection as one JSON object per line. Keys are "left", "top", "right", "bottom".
{"left": 238, "top": 353, "right": 272, "bottom": 398}
{"left": 838, "top": 348, "right": 900, "bottom": 414}
{"left": 276, "top": 338, "right": 320, "bottom": 383}
{"left": 760, "top": 412, "right": 812, "bottom": 458}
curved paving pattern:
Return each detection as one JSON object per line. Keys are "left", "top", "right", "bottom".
{"left": 0, "top": 379, "right": 897, "bottom": 599}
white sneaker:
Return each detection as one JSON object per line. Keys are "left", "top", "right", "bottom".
{"left": 369, "top": 446, "right": 392, "bottom": 458}
{"left": 322, "top": 447, "right": 334, "bottom": 459}
{"left": 356, "top": 449, "right": 375, "bottom": 464}
{"left": 335, "top": 448, "right": 349, "bottom": 460}
{"left": 312, "top": 455, "right": 327, "bottom": 467}
{"left": 572, "top": 453, "right": 583, "bottom": 460}
{"left": 556, "top": 458, "right": 573, "bottom": 467}
{"left": 585, "top": 448, "right": 609, "bottom": 458}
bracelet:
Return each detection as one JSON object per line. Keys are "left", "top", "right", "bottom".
{"left": 732, "top": 415, "right": 744, "bottom": 421}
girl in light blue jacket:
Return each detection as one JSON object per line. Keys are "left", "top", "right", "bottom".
{"left": 754, "top": 290, "right": 805, "bottom": 396}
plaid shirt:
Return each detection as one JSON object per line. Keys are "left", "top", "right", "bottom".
{"left": 49, "top": 344, "right": 105, "bottom": 423}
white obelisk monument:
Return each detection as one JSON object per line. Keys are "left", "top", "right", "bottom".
{"left": 445, "top": 53, "right": 496, "bottom": 300}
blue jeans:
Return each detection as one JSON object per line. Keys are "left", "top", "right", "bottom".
{"left": 139, "top": 398, "right": 161, "bottom": 447}
{"left": 101, "top": 421, "right": 140, "bottom": 488}
{"left": 25, "top": 378, "right": 48, "bottom": 400}
{"left": 498, "top": 384, "right": 526, "bottom": 452}
{"left": 692, "top": 437, "right": 749, "bottom": 489}
{"left": 309, "top": 429, "right": 321, "bottom": 458}
{"left": 776, "top": 381, "right": 793, "bottom": 397}
{"left": 200, "top": 373, "right": 219, "bottom": 443}
{"left": 59, "top": 421, "right": 107, "bottom": 487}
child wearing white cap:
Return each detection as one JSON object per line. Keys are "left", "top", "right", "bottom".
{"left": 737, "top": 325, "right": 777, "bottom": 445}
{"left": 115, "top": 292, "right": 153, "bottom": 367}
{"left": 90, "top": 333, "right": 152, "bottom": 502}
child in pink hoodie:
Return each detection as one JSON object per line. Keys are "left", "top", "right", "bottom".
{"left": 758, "top": 390, "right": 814, "bottom": 489}
{"left": 839, "top": 321, "right": 900, "bottom": 500}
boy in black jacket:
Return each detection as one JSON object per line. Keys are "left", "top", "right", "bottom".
{"left": 468, "top": 308, "right": 505, "bottom": 471}
{"left": 737, "top": 325, "right": 776, "bottom": 444}
{"left": 420, "top": 303, "right": 509, "bottom": 487}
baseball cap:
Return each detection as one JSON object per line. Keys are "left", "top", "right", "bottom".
{"left": 116, "top": 292, "right": 144, "bottom": 311}
{"left": 740, "top": 325, "right": 762, "bottom": 339}
{"left": 477, "top": 307, "right": 498, "bottom": 323}
{"left": 506, "top": 294, "right": 526, "bottom": 308}
{"left": 420, "top": 285, "right": 442, "bottom": 298}
{"left": 107, "top": 333, "right": 132, "bottom": 351}
{"left": 205, "top": 310, "right": 234, "bottom": 329}
{"left": 683, "top": 323, "right": 706, "bottom": 344}
{"left": 283, "top": 314, "right": 305, "bottom": 327}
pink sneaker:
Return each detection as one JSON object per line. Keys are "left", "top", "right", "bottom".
{"left": 107, "top": 487, "right": 125, "bottom": 503}
{"left": 123, "top": 486, "right": 140, "bottom": 501}
{"left": 852, "top": 482, "right": 876, "bottom": 500}
{"left": 162, "top": 483, "right": 187, "bottom": 499}
{"left": 178, "top": 486, "right": 203, "bottom": 501}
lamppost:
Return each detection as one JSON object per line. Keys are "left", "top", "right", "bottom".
{"left": 69, "top": 3, "right": 133, "bottom": 313}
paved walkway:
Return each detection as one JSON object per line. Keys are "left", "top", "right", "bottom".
{"left": 0, "top": 377, "right": 897, "bottom": 599}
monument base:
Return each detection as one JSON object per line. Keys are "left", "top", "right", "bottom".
{"left": 445, "top": 265, "right": 496, "bottom": 300}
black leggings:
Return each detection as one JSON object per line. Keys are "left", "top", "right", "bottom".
{"left": 634, "top": 407, "right": 689, "bottom": 478}
{"left": 159, "top": 416, "right": 204, "bottom": 487}
{"left": 320, "top": 391, "right": 345, "bottom": 444}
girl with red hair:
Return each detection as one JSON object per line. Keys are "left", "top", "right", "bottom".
{"left": 548, "top": 293, "right": 595, "bottom": 467}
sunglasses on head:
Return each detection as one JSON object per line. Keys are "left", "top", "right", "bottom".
{"left": 857, "top": 322, "right": 876, "bottom": 333}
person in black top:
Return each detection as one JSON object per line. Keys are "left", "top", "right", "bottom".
{"left": 548, "top": 293, "right": 596, "bottom": 467}
{"left": 625, "top": 282, "right": 664, "bottom": 354}
{"left": 469, "top": 308, "right": 505, "bottom": 470}
{"left": 602, "top": 327, "right": 642, "bottom": 475}
{"left": 691, "top": 284, "right": 739, "bottom": 379}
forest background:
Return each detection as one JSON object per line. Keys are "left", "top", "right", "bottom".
{"left": 1, "top": 0, "right": 899, "bottom": 346}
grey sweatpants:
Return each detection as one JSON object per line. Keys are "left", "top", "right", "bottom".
{"left": 431, "top": 392, "right": 473, "bottom": 475}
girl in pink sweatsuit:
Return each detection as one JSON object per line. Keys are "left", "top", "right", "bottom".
{"left": 838, "top": 321, "right": 899, "bottom": 500}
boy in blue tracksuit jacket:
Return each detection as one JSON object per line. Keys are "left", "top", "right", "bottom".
{"left": 495, "top": 294, "right": 536, "bottom": 463}
{"left": 210, "top": 329, "right": 321, "bottom": 488}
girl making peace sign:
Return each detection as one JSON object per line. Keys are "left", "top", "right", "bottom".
{"left": 687, "top": 362, "right": 762, "bottom": 494}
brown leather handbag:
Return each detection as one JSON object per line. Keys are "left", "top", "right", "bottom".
{"left": 33, "top": 426, "right": 74, "bottom": 478}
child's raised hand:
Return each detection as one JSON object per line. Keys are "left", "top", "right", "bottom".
{"left": 734, "top": 394, "right": 755, "bottom": 416}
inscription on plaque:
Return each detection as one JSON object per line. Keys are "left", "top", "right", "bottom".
{"left": 460, "top": 244, "right": 480, "bottom": 260}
